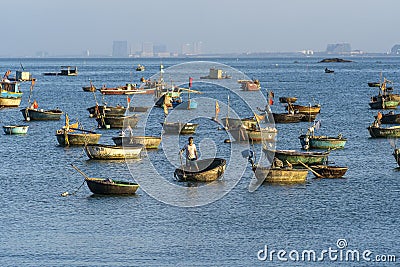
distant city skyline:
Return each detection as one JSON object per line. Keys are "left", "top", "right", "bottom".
{"left": 1, "top": 0, "right": 400, "bottom": 57}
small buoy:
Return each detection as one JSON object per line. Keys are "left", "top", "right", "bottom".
{"left": 26, "top": 117, "right": 30, "bottom": 122}
{"left": 224, "top": 139, "right": 231, "bottom": 143}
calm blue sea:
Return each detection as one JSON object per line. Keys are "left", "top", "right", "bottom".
{"left": 0, "top": 57, "right": 399, "bottom": 266}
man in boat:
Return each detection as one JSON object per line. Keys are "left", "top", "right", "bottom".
{"left": 371, "top": 112, "right": 383, "bottom": 127}
{"left": 2, "top": 70, "right": 11, "bottom": 82}
{"left": 179, "top": 136, "right": 199, "bottom": 171}
{"left": 377, "top": 111, "right": 382, "bottom": 125}
{"left": 30, "top": 100, "right": 39, "bottom": 109}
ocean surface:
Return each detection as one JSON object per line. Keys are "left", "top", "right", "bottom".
{"left": 1, "top": 57, "right": 399, "bottom": 266}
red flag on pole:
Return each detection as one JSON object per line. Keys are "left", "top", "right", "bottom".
{"left": 215, "top": 101, "right": 220, "bottom": 114}
{"left": 189, "top": 77, "right": 193, "bottom": 88}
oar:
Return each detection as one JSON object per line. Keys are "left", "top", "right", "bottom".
{"left": 70, "top": 164, "right": 91, "bottom": 179}
{"left": 60, "top": 164, "right": 89, "bottom": 197}
{"left": 297, "top": 160, "right": 324, "bottom": 178}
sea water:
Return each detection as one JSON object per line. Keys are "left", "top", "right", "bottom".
{"left": 0, "top": 57, "right": 399, "bottom": 266}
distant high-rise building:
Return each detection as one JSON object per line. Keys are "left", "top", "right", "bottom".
{"left": 181, "top": 42, "right": 203, "bottom": 55}
{"left": 193, "top": 41, "right": 203, "bottom": 55}
{"left": 141, "top": 42, "right": 154, "bottom": 57}
{"left": 153, "top": 43, "right": 170, "bottom": 57}
{"left": 154, "top": 43, "right": 167, "bottom": 54}
{"left": 112, "top": 41, "right": 128, "bottom": 57}
{"left": 181, "top": 43, "right": 193, "bottom": 55}
{"left": 326, "top": 43, "right": 352, "bottom": 54}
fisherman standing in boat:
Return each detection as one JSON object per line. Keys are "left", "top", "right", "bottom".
{"left": 179, "top": 136, "right": 199, "bottom": 171}
{"left": 2, "top": 70, "right": 11, "bottom": 82}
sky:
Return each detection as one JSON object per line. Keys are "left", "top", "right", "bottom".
{"left": 2, "top": 0, "right": 400, "bottom": 56}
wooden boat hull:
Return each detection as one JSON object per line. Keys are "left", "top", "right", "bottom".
{"left": 279, "top": 97, "right": 297, "bottom": 103}
{"left": 174, "top": 158, "right": 226, "bottom": 182}
{"left": 99, "top": 85, "right": 145, "bottom": 95}
{"left": 368, "top": 125, "right": 400, "bottom": 138}
{"left": 43, "top": 66, "right": 78, "bottom": 76}
{"left": 161, "top": 122, "right": 198, "bottom": 134}
{"left": 369, "top": 100, "right": 399, "bottom": 109}
{"left": 240, "top": 81, "right": 260, "bottom": 91}
{"left": 112, "top": 136, "right": 161, "bottom": 149}
{"left": 229, "top": 127, "right": 277, "bottom": 142}
{"left": 379, "top": 113, "right": 400, "bottom": 124}
{"left": 85, "top": 178, "right": 139, "bottom": 195}
{"left": 55, "top": 130, "right": 101, "bottom": 146}
{"left": 128, "top": 106, "right": 150, "bottom": 112}
{"left": 273, "top": 113, "right": 305, "bottom": 123}
{"left": 87, "top": 105, "right": 126, "bottom": 117}
{"left": 0, "top": 96, "right": 22, "bottom": 107}
{"left": 272, "top": 150, "right": 329, "bottom": 166}
{"left": 96, "top": 115, "right": 139, "bottom": 129}
{"left": 3, "top": 125, "right": 29, "bottom": 134}
{"left": 368, "top": 82, "right": 380, "bottom": 87}
{"left": 82, "top": 86, "right": 96, "bottom": 92}
{"left": 287, "top": 104, "right": 321, "bottom": 114}
{"left": 136, "top": 65, "right": 145, "bottom": 71}
{"left": 311, "top": 165, "right": 348, "bottom": 178}
{"left": 1, "top": 82, "right": 23, "bottom": 107}
{"left": 20, "top": 108, "right": 63, "bottom": 120}
{"left": 254, "top": 167, "right": 308, "bottom": 183}
{"left": 221, "top": 117, "right": 258, "bottom": 129}
{"left": 84, "top": 144, "right": 142, "bottom": 160}
{"left": 299, "top": 135, "right": 347, "bottom": 149}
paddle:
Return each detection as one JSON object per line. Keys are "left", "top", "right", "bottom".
{"left": 60, "top": 164, "right": 88, "bottom": 197}
{"left": 70, "top": 164, "right": 90, "bottom": 179}
{"left": 297, "top": 160, "right": 324, "bottom": 178}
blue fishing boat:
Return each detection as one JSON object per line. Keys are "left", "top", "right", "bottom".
{"left": 299, "top": 120, "right": 347, "bottom": 149}
{"left": 299, "top": 134, "right": 347, "bottom": 149}
{"left": 3, "top": 125, "right": 29, "bottom": 134}
{"left": 20, "top": 80, "right": 63, "bottom": 121}
{"left": 369, "top": 95, "right": 399, "bottom": 109}
{"left": 21, "top": 108, "right": 63, "bottom": 121}
{"left": 0, "top": 81, "right": 23, "bottom": 107}
{"left": 271, "top": 149, "right": 330, "bottom": 166}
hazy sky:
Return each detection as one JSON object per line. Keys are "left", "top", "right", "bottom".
{"left": 2, "top": 0, "right": 400, "bottom": 56}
